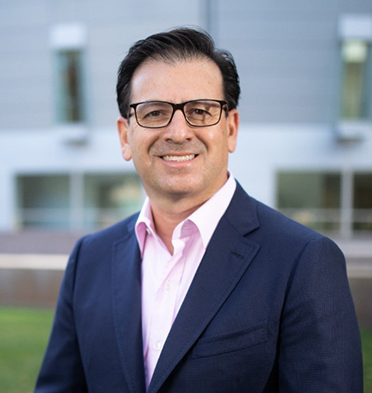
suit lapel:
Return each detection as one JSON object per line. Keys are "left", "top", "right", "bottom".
{"left": 148, "top": 184, "right": 260, "bottom": 393}
{"left": 112, "top": 224, "right": 146, "bottom": 393}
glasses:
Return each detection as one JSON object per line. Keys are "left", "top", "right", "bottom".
{"left": 129, "top": 99, "right": 228, "bottom": 129}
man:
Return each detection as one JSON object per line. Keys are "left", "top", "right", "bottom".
{"left": 35, "top": 28, "right": 363, "bottom": 392}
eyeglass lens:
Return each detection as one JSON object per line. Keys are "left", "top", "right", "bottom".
{"left": 135, "top": 100, "right": 223, "bottom": 128}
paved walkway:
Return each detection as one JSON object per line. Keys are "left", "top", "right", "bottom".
{"left": 0, "top": 231, "right": 84, "bottom": 254}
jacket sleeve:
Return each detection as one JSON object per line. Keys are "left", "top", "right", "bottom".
{"left": 34, "top": 237, "right": 88, "bottom": 393}
{"left": 278, "top": 237, "right": 363, "bottom": 392}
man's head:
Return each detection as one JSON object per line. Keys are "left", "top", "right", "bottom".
{"left": 116, "top": 28, "right": 240, "bottom": 211}
{"left": 116, "top": 27, "right": 240, "bottom": 120}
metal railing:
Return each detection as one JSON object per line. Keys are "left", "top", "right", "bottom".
{"left": 15, "top": 207, "right": 140, "bottom": 231}
{"left": 15, "top": 207, "right": 372, "bottom": 238}
{"left": 278, "top": 208, "right": 372, "bottom": 238}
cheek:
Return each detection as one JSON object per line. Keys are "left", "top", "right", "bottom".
{"left": 129, "top": 145, "right": 142, "bottom": 167}
{"left": 128, "top": 135, "right": 154, "bottom": 167}
{"left": 206, "top": 131, "right": 230, "bottom": 156}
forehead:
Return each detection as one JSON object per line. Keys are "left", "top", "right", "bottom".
{"left": 130, "top": 58, "right": 224, "bottom": 103}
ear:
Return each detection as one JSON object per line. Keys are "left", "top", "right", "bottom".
{"left": 117, "top": 116, "right": 132, "bottom": 161}
{"left": 226, "top": 109, "right": 239, "bottom": 153}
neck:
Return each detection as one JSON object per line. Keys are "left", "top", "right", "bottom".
{"left": 150, "top": 198, "right": 204, "bottom": 255}
{"left": 147, "top": 174, "right": 230, "bottom": 254}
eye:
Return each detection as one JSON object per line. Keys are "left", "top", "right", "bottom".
{"left": 144, "top": 110, "right": 163, "bottom": 118}
{"left": 193, "top": 108, "right": 210, "bottom": 116}
{"left": 137, "top": 103, "right": 171, "bottom": 120}
{"left": 186, "top": 106, "right": 211, "bottom": 118}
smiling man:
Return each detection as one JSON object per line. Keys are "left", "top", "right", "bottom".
{"left": 117, "top": 58, "right": 238, "bottom": 253}
{"left": 35, "top": 28, "right": 362, "bottom": 393}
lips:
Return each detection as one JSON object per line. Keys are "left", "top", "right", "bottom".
{"left": 162, "top": 154, "right": 196, "bottom": 162}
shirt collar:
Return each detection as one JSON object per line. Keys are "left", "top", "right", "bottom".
{"left": 186, "top": 173, "right": 236, "bottom": 248}
{"left": 135, "top": 173, "right": 236, "bottom": 254}
{"left": 135, "top": 198, "right": 154, "bottom": 256}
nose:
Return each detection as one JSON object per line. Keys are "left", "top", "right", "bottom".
{"left": 162, "top": 108, "right": 193, "bottom": 143}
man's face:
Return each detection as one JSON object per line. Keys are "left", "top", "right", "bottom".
{"left": 117, "top": 58, "right": 239, "bottom": 206}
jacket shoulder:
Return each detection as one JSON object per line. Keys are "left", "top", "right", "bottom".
{"left": 76, "top": 212, "right": 139, "bottom": 252}
{"left": 251, "top": 198, "right": 345, "bottom": 262}
{"left": 257, "top": 199, "right": 322, "bottom": 239}
{"left": 232, "top": 182, "right": 335, "bottom": 251}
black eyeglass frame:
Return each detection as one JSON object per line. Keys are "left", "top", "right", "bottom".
{"left": 128, "top": 99, "right": 228, "bottom": 129}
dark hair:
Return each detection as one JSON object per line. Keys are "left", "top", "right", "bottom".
{"left": 116, "top": 27, "right": 240, "bottom": 118}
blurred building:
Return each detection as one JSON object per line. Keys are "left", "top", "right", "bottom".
{"left": 0, "top": 0, "right": 372, "bottom": 240}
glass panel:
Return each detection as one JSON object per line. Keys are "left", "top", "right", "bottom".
{"left": 17, "top": 175, "right": 70, "bottom": 229}
{"left": 340, "top": 41, "right": 372, "bottom": 120}
{"left": 84, "top": 173, "right": 143, "bottom": 230}
{"left": 56, "top": 50, "right": 84, "bottom": 123}
{"left": 277, "top": 172, "right": 341, "bottom": 231}
{"left": 353, "top": 173, "right": 372, "bottom": 232}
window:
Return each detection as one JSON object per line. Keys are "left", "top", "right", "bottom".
{"left": 50, "top": 24, "right": 87, "bottom": 124}
{"left": 277, "top": 171, "right": 372, "bottom": 237}
{"left": 340, "top": 40, "right": 371, "bottom": 121}
{"left": 338, "top": 15, "right": 372, "bottom": 126}
{"left": 56, "top": 50, "right": 84, "bottom": 123}
{"left": 353, "top": 173, "right": 372, "bottom": 232}
{"left": 17, "top": 175, "right": 70, "bottom": 229}
{"left": 276, "top": 172, "right": 341, "bottom": 232}
{"left": 84, "top": 174, "right": 143, "bottom": 230}
{"left": 16, "top": 173, "right": 143, "bottom": 231}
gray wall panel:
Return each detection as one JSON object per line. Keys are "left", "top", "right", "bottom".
{"left": 0, "top": 0, "right": 371, "bottom": 129}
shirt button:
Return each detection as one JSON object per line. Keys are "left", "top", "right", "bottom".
{"left": 153, "top": 341, "right": 162, "bottom": 351}
{"left": 165, "top": 281, "right": 172, "bottom": 291}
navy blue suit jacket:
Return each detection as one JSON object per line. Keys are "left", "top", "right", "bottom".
{"left": 35, "top": 183, "right": 363, "bottom": 392}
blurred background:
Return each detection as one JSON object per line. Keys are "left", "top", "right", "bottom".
{"left": 0, "top": 0, "right": 372, "bottom": 390}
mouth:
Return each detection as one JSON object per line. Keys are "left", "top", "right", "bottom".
{"left": 161, "top": 154, "right": 197, "bottom": 162}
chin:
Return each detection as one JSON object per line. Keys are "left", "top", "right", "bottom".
{"left": 159, "top": 180, "right": 202, "bottom": 197}
{"left": 162, "top": 185, "right": 197, "bottom": 197}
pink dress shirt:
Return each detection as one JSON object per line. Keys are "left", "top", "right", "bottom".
{"left": 135, "top": 174, "right": 236, "bottom": 389}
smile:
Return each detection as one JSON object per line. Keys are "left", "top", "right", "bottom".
{"left": 162, "top": 154, "right": 196, "bottom": 162}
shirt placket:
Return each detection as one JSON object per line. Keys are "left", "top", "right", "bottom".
{"left": 147, "top": 236, "right": 186, "bottom": 368}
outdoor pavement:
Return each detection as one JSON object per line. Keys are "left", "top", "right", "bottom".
{"left": 0, "top": 231, "right": 85, "bottom": 254}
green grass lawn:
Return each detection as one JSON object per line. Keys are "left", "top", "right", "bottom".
{"left": 363, "top": 329, "right": 372, "bottom": 392}
{"left": 0, "top": 307, "right": 54, "bottom": 393}
{"left": 0, "top": 306, "right": 371, "bottom": 392}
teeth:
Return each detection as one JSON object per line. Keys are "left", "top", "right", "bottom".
{"left": 162, "top": 155, "right": 195, "bottom": 162}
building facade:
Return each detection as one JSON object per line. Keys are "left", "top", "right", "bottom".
{"left": 0, "top": 0, "right": 371, "bottom": 239}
